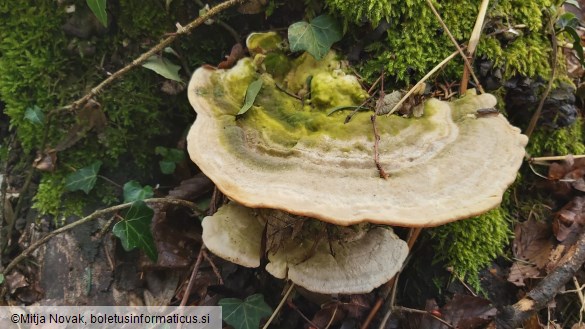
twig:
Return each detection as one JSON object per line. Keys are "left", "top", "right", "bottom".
{"left": 323, "top": 304, "right": 338, "bottom": 329}
{"left": 530, "top": 154, "right": 585, "bottom": 162}
{"left": 70, "top": 0, "right": 245, "bottom": 111}
{"left": 572, "top": 276, "right": 585, "bottom": 322}
{"left": 360, "top": 297, "right": 383, "bottom": 329}
{"left": 371, "top": 73, "right": 389, "bottom": 179}
{"left": 275, "top": 83, "right": 302, "bottom": 100}
{"left": 371, "top": 115, "right": 388, "bottom": 179}
{"left": 202, "top": 250, "right": 224, "bottom": 285}
{"left": 386, "top": 50, "right": 458, "bottom": 116}
{"left": 425, "top": 0, "right": 484, "bottom": 94}
{"left": 525, "top": 20, "right": 557, "bottom": 138}
{"left": 495, "top": 228, "right": 585, "bottom": 328}
{"left": 261, "top": 283, "right": 295, "bottom": 329}
{"left": 344, "top": 95, "right": 375, "bottom": 123}
{"left": 181, "top": 243, "right": 207, "bottom": 306}
{"left": 1, "top": 198, "right": 203, "bottom": 278}
{"left": 287, "top": 299, "right": 321, "bottom": 328}
{"left": 461, "top": 0, "right": 490, "bottom": 94}
{"left": 393, "top": 306, "right": 455, "bottom": 328}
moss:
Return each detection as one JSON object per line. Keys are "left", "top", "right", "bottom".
{"left": 337, "top": 0, "right": 553, "bottom": 87}
{"left": 0, "top": 0, "right": 209, "bottom": 217}
{"left": 527, "top": 119, "right": 585, "bottom": 156}
{"left": 430, "top": 206, "right": 512, "bottom": 291}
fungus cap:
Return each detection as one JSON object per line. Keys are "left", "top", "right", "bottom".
{"left": 187, "top": 50, "right": 527, "bottom": 227}
{"left": 201, "top": 202, "right": 408, "bottom": 294}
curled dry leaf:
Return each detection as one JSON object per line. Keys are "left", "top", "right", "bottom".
{"left": 553, "top": 196, "right": 585, "bottom": 242}
{"left": 217, "top": 43, "right": 245, "bottom": 69}
{"left": 434, "top": 294, "right": 497, "bottom": 329}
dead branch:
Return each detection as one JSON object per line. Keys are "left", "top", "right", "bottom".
{"left": 496, "top": 228, "right": 585, "bottom": 328}
{"left": 1, "top": 198, "right": 203, "bottom": 279}
{"left": 71, "top": 0, "right": 245, "bottom": 111}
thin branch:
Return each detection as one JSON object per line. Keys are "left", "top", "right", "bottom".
{"left": 525, "top": 20, "right": 557, "bottom": 138}
{"left": 70, "top": 0, "right": 245, "bottom": 111}
{"left": 386, "top": 50, "right": 458, "bottom": 116}
{"left": 1, "top": 198, "right": 203, "bottom": 277}
{"left": 529, "top": 155, "right": 585, "bottom": 162}
{"left": 181, "top": 243, "right": 207, "bottom": 306}
{"left": 425, "top": 0, "right": 484, "bottom": 93}
{"left": 393, "top": 306, "right": 455, "bottom": 328}
{"left": 262, "top": 283, "right": 296, "bottom": 329}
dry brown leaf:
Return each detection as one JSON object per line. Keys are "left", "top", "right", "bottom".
{"left": 217, "top": 43, "right": 245, "bottom": 69}
{"left": 553, "top": 196, "right": 585, "bottom": 242}
{"left": 33, "top": 150, "right": 57, "bottom": 172}
{"left": 508, "top": 219, "right": 553, "bottom": 286}
{"left": 436, "top": 294, "right": 497, "bottom": 329}
{"left": 167, "top": 173, "right": 214, "bottom": 201}
{"left": 237, "top": 0, "right": 267, "bottom": 14}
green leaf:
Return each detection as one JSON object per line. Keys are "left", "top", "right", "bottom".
{"left": 112, "top": 200, "right": 157, "bottom": 261}
{"left": 64, "top": 161, "right": 102, "bottom": 194}
{"left": 564, "top": 27, "right": 585, "bottom": 65}
{"left": 565, "top": 0, "right": 580, "bottom": 8}
{"left": 123, "top": 181, "right": 154, "bottom": 202}
{"left": 86, "top": 0, "right": 108, "bottom": 27}
{"left": 288, "top": 15, "right": 342, "bottom": 60}
{"left": 219, "top": 294, "right": 272, "bottom": 329}
{"left": 155, "top": 147, "right": 184, "bottom": 174}
{"left": 0, "top": 273, "right": 4, "bottom": 285}
{"left": 159, "top": 160, "right": 176, "bottom": 174}
{"left": 24, "top": 105, "right": 44, "bottom": 125}
{"left": 142, "top": 56, "right": 182, "bottom": 82}
{"left": 237, "top": 78, "right": 263, "bottom": 115}
{"left": 556, "top": 12, "right": 579, "bottom": 31}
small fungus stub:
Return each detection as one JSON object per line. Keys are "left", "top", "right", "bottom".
{"left": 187, "top": 35, "right": 527, "bottom": 227}
{"left": 201, "top": 202, "right": 408, "bottom": 294}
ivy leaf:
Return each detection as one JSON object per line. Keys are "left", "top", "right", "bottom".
{"left": 288, "top": 15, "right": 342, "bottom": 60}
{"left": 123, "top": 181, "right": 154, "bottom": 202}
{"left": 64, "top": 160, "right": 102, "bottom": 194}
{"left": 142, "top": 56, "right": 182, "bottom": 82}
{"left": 24, "top": 105, "right": 44, "bottom": 125}
{"left": 86, "top": 0, "right": 108, "bottom": 27}
{"left": 556, "top": 12, "right": 579, "bottom": 30}
{"left": 112, "top": 200, "right": 157, "bottom": 261}
{"left": 155, "top": 147, "right": 184, "bottom": 174}
{"left": 219, "top": 294, "right": 272, "bottom": 329}
{"left": 237, "top": 78, "right": 263, "bottom": 115}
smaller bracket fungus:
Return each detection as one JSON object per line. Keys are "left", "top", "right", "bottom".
{"left": 201, "top": 202, "right": 408, "bottom": 294}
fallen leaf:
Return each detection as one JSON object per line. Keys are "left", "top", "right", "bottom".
{"left": 218, "top": 43, "right": 245, "bottom": 69}
{"left": 33, "top": 150, "right": 57, "bottom": 172}
{"left": 436, "top": 294, "right": 497, "bottom": 329}
{"left": 553, "top": 196, "right": 585, "bottom": 242}
{"left": 237, "top": 78, "right": 263, "bottom": 116}
{"left": 507, "top": 219, "right": 553, "bottom": 286}
{"left": 167, "top": 173, "right": 214, "bottom": 201}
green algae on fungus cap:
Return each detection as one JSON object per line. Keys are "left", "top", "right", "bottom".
{"left": 187, "top": 52, "right": 528, "bottom": 227}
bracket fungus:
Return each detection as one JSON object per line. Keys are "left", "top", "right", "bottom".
{"left": 187, "top": 32, "right": 527, "bottom": 293}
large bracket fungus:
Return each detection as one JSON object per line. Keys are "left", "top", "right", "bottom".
{"left": 187, "top": 32, "right": 527, "bottom": 293}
